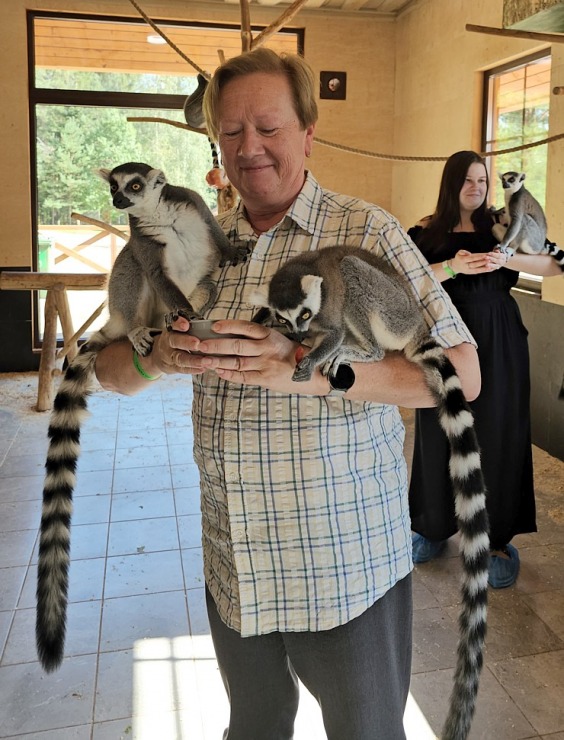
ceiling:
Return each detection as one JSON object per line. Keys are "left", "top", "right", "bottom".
{"left": 34, "top": 17, "right": 300, "bottom": 76}
{"left": 227, "top": 0, "right": 415, "bottom": 14}
{"left": 33, "top": 1, "right": 416, "bottom": 79}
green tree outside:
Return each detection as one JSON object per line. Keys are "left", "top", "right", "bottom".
{"left": 36, "top": 70, "right": 218, "bottom": 225}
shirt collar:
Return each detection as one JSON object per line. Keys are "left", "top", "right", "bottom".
{"left": 284, "top": 171, "right": 323, "bottom": 236}
{"left": 225, "top": 171, "right": 322, "bottom": 239}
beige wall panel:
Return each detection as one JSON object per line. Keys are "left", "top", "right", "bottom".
{"left": 1, "top": 3, "right": 33, "bottom": 267}
{"left": 305, "top": 17, "right": 396, "bottom": 208}
{"left": 545, "top": 43, "right": 564, "bottom": 250}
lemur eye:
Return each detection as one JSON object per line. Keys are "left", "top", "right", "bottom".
{"left": 301, "top": 311, "right": 311, "bottom": 321}
{"left": 110, "top": 184, "right": 118, "bottom": 193}
{"left": 131, "top": 183, "right": 142, "bottom": 191}
{"left": 276, "top": 315, "right": 287, "bottom": 324}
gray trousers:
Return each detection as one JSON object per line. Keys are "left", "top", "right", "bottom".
{"left": 205, "top": 573, "right": 412, "bottom": 740}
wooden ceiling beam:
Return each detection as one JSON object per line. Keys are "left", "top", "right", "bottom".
{"left": 466, "top": 23, "right": 564, "bottom": 44}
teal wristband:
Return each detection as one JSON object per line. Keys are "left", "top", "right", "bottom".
{"left": 132, "top": 350, "right": 161, "bottom": 381}
{"left": 442, "top": 260, "right": 457, "bottom": 279}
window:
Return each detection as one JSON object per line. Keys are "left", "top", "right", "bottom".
{"left": 482, "top": 52, "right": 551, "bottom": 288}
{"left": 29, "top": 11, "right": 302, "bottom": 344}
{"left": 483, "top": 51, "right": 551, "bottom": 210}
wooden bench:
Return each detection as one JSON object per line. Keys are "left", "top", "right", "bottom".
{"left": 0, "top": 271, "right": 107, "bottom": 411}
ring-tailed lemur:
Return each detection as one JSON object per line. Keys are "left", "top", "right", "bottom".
{"left": 36, "top": 162, "right": 249, "bottom": 673}
{"left": 490, "top": 201, "right": 564, "bottom": 269}
{"left": 492, "top": 172, "right": 564, "bottom": 267}
{"left": 184, "top": 75, "right": 238, "bottom": 213}
{"left": 252, "top": 245, "right": 489, "bottom": 740}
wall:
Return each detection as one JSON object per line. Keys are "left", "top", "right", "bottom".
{"left": 515, "top": 290, "right": 564, "bottom": 460}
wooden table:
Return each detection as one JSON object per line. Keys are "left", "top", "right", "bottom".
{"left": 0, "top": 271, "right": 107, "bottom": 411}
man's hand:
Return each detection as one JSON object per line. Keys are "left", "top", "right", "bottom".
{"left": 192, "top": 319, "right": 328, "bottom": 395}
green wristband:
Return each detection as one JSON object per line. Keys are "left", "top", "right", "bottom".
{"left": 442, "top": 260, "right": 457, "bottom": 279}
{"left": 132, "top": 350, "right": 162, "bottom": 381}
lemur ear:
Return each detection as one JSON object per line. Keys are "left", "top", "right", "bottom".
{"left": 301, "top": 274, "right": 323, "bottom": 294}
{"left": 97, "top": 168, "right": 111, "bottom": 182}
{"left": 249, "top": 288, "right": 270, "bottom": 307}
{"left": 147, "top": 169, "right": 167, "bottom": 188}
{"left": 520, "top": 173, "right": 526, "bottom": 182}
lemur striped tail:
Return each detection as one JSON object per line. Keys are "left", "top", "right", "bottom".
{"left": 546, "top": 240, "right": 564, "bottom": 270}
{"left": 36, "top": 331, "right": 108, "bottom": 672}
{"left": 406, "top": 336, "right": 490, "bottom": 740}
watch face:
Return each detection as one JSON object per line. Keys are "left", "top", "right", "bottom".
{"left": 330, "top": 362, "right": 355, "bottom": 392}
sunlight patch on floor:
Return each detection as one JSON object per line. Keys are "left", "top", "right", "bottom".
{"left": 131, "top": 635, "right": 437, "bottom": 739}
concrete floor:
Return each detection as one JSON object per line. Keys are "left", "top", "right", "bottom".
{"left": 0, "top": 372, "right": 563, "bottom": 740}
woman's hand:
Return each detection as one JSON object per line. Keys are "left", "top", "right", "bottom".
{"left": 450, "top": 249, "right": 506, "bottom": 275}
{"left": 485, "top": 248, "right": 510, "bottom": 270}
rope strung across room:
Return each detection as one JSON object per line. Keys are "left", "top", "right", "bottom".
{"left": 127, "top": 0, "right": 564, "bottom": 163}
{"left": 124, "top": 115, "right": 564, "bottom": 163}
{"left": 314, "top": 131, "right": 564, "bottom": 161}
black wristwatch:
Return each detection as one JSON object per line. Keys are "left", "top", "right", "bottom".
{"left": 327, "top": 362, "right": 355, "bottom": 396}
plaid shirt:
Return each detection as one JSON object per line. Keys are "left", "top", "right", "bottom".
{"left": 192, "top": 172, "right": 475, "bottom": 636}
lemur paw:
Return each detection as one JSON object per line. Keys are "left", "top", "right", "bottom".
{"left": 220, "top": 246, "right": 251, "bottom": 267}
{"left": 165, "top": 308, "right": 201, "bottom": 330}
{"left": 129, "top": 327, "right": 160, "bottom": 357}
{"left": 498, "top": 245, "right": 515, "bottom": 257}
{"left": 321, "top": 357, "right": 342, "bottom": 377}
{"left": 292, "top": 357, "right": 314, "bottom": 382}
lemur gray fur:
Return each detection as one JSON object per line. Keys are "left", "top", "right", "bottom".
{"left": 252, "top": 245, "right": 490, "bottom": 740}
{"left": 490, "top": 188, "right": 564, "bottom": 268}
{"left": 183, "top": 73, "right": 208, "bottom": 130}
{"left": 36, "top": 162, "right": 248, "bottom": 673}
{"left": 492, "top": 171, "right": 557, "bottom": 260}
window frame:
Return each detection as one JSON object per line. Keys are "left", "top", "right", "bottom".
{"left": 481, "top": 49, "right": 552, "bottom": 293}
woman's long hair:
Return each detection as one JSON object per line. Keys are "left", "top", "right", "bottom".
{"left": 416, "top": 150, "right": 493, "bottom": 258}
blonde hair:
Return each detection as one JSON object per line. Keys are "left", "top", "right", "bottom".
{"left": 203, "top": 48, "right": 318, "bottom": 141}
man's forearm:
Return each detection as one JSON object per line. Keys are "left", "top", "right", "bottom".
{"left": 345, "top": 343, "right": 480, "bottom": 407}
{"left": 95, "top": 339, "right": 157, "bottom": 395}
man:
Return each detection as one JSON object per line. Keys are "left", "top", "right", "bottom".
{"left": 96, "top": 48, "right": 480, "bottom": 740}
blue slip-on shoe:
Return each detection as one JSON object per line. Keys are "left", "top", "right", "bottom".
{"left": 488, "top": 543, "right": 520, "bottom": 588}
{"left": 412, "top": 533, "right": 447, "bottom": 564}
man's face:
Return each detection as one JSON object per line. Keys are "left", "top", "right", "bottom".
{"left": 217, "top": 72, "right": 315, "bottom": 216}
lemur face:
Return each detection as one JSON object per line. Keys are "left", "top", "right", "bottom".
{"left": 269, "top": 274, "right": 323, "bottom": 341}
{"left": 251, "top": 273, "right": 323, "bottom": 342}
{"left": 98, "top": 163, "right": 166, "bottom": 213}
{"left": 500, "top": 171, "right": 526, "bottom": 193}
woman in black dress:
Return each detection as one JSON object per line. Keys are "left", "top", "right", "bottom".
{"left": 408, "top": 150, "right": 561, "bottom": 588}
